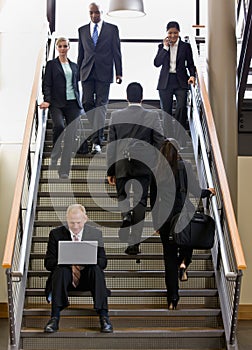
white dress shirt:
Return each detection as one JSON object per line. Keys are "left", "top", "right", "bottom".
{"left": 163, "top": 37, "right": 180, "bottom": 73}
{"left": 90, "top": 20, "right": 103, "bottom": 37}
{"left": 70, "top": 229, "right": 83, "bottom": 241}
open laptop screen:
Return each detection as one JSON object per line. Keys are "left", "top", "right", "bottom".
{"left": 58, "top": 241, "right": 98, "bottom": 265}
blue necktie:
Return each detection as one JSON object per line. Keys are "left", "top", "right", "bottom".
{"left": 92, "top": 23, "right": 98, "bottom": 46}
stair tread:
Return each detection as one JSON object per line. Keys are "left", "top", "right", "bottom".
{"left": 25, "top": 288, "right": 218, "bottom": 297}
{"left": 21, "top": 327, "right": 225, "bottom": 337}
{"left": 37, "top": 192, "right": 118, "bottom": 197}
{"left": 33, "top": 221, "right": 153, "bottom": 228}
{"left": 29, "top": 253, "right": 212, "bottom": 260}
{"left": 27, "top": 270, "right": 215, "bottom": 277}
{"left": 23, "top": 307, "right": 221, "bottom": 317}
{"left": 32, "top": 236, "right": 161, "bottom": 243}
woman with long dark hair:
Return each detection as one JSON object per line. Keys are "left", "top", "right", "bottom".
{"left": 155, "top": 139, "right": 215, "bottom": 310}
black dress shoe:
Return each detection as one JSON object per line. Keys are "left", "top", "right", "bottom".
{"left": 124, "top": 244, "right": 140, "bottom": 255}
{"left": 44, "top": 317, "right": 59, "bottom": 333}
{"left": 99, "top": 316, "right": 113, "bottom": 333}
{"left": 121, "top": 213, "right": 132, "bottom": 227}
{"left": 118, "top": 213, "right": 132, "bottom": 243}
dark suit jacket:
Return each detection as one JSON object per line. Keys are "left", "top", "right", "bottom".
{"left": 157, "top": 160, "right": 211, "bottom": 232}
{"left": 42, "top": 57, "right": 82, "bottom": 108}
{"left": 77, "top": 21, "right": 122, "bottom": 83}
{"left": 107, "top": 105, "right": 164, "bottom": 178}
{"left": 44, "top": 224, "right": 107, "bottom": 300}
{"left": 154, "top": 38, "right": 196, "bottom": 90}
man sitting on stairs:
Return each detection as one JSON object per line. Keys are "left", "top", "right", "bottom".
{"left": 44, "top": 204, "right": 113, "bottom": 333}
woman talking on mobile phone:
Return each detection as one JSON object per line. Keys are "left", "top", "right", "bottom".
{"left": 154, "top": 21, "right": 196, "bottom": 145}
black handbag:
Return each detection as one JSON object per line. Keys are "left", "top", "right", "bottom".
{"left": 169, "top": 209, "right": 215, "bottom": 249}
{"left": 168, "top": 163, "right": 215, "bottom": 249}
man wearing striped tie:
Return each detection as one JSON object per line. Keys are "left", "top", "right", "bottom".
{"left": 77, "top": 2, "right": 123, "bottom": 154}
{"left": 44, "top": 204, "right": 113, "bottom": 333}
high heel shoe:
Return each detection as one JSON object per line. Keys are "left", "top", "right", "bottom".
{"left": 179, "top": 265, "right": 188, "bottom": 282}
{"left": 168, "top": 298, "right": 179, "bottom": 310}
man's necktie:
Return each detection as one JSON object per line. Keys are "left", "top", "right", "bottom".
{"left": 92, "top": 23, "right": 98, "bottom": 46}
{"left": 72, "top": 234, "right": 81, "bottom": 288}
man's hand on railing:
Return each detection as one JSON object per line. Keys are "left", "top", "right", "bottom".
{"left": 188, "top": 76, "right": 196, "bottom": 86}
{"left": 39, "top": 101, "right": 50, "bottom": 109}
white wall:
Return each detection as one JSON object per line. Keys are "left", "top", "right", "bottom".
{"left": 238, "top": 157, "right": 252, "bottom": 304}
{"left": 0, "top": 0, "right": 48, "bottom": 302}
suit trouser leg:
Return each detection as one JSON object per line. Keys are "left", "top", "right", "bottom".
{"left": 49, "top": 106, "right": 65, "bottom": 162}
{"left": 159, "top": 232, "right": 179, "bottom": 301}
{"left": 51, "top": 266, "right": 72, "bottom": 313}
{"left": 130, "top": 176, "right": 150, "bottom": 245}
{"left": 94, "top": 81, "right": 110, "bottom": 145}
{"left": 116, "top": 177, "right": 131, "bottom": 217}
{"left": 149, "top": 174, "right": 159, "bottom": 231}
{"left": 51, "top": 265, "right": 109, "bottom": 316}
{"left": 78, "top": 265, "right": 109, "bottom": 311}
{"left": 116, "top": 176, "right": 150, "bottom": 245}
{"left": 59, "top": 101, "right": 81, "bottom": 175}
{"left": 81, "top": 80, "right": 110, "bottom": 146}
{"left": 173, "top": 88, "right": 188, "bottom": 147}
{"left": 159, "top": 89, "right": 175, "bottom": 138}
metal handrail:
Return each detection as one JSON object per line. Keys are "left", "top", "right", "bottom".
{"left": 188, "top": 31, "right": 246, "bottom": 348}
{"left": 189, "top": 88, "right": 236, "bottom": 280}
{"left": 189, "top": 33, "right": 246, "bottom": 272}
{"left": 10, "top": 33, "right": 56, "bottom": 278}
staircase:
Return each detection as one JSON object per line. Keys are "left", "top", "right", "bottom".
{"left": 20, "top": 112, "right": 226, "bottom": 350}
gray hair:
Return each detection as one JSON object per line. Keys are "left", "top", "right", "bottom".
{"left": 66, "top": 204, "right": 86, "bottom": 217}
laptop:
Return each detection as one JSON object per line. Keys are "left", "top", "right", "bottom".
{"left": 58, "top": 240, "right": 98, "bottom": 265}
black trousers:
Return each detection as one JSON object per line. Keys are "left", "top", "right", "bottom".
{"left": 49, "top": 100, "right": 81, "bottom": 175}
{"left": 159, "top": 73, "right": 188, "bottom": 142}
{"left": 159, "top": 229, "right": 193, "bottom": 302}
{"left": 81, "top": 76, "right": 110, "bottom": 146}
{"left": 50, "top": 265, "right": 109, "bottom": 313}
{"left": 116, "top": 175, "right": 150, "bottom": 245}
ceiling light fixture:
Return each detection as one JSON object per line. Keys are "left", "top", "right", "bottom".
{"left": 107, "top": 0, "right": 146, "bottom": 18}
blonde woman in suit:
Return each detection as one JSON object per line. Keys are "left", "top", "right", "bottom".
{"left": 40, "top": 37, "right": 83, "bottom": 179}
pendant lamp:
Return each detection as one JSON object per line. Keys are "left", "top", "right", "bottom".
{"left": 107, "top": 0, "right": 146, "bottom": 17}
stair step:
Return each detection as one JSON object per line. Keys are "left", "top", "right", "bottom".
{"left": 32, "top": 235, "right": 161, "bottom": 243}
{"left": 27, "top": 270, "right": 215, "bottom": 278}
{"left": 41, "top": 164, "right": 107, "bottom": 171}
{"left": 23, "top": 306, "right": 221, "bottom": 317}
{"left": 35, "top": 205, "right": 151, "bottom": 212}
{"left": 21, "top": 327, "right": 224, "bottom": 336}
{"left": 37, "top": 192, "right": 118, "bottom": 198}
{"left": 39, "top": 178, "right": 108, "bottom": 184}
{"left": 25, "top": 288, "right": 218, "bottom": 298}
{"left": 29, "top": 253, "right": 212, "bottom": 261}
{"left": 20, "top": 328, "right": 225, "bottom": 350}
{"left": 33, "top": 220, "right": 153, "bottom": 227}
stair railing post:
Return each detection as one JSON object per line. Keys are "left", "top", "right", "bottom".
{"left": 6, "top": 268, "right": 17, "bottom": 348}
{"left": 229, "top": 271, "right": 243, "bottom": 346}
